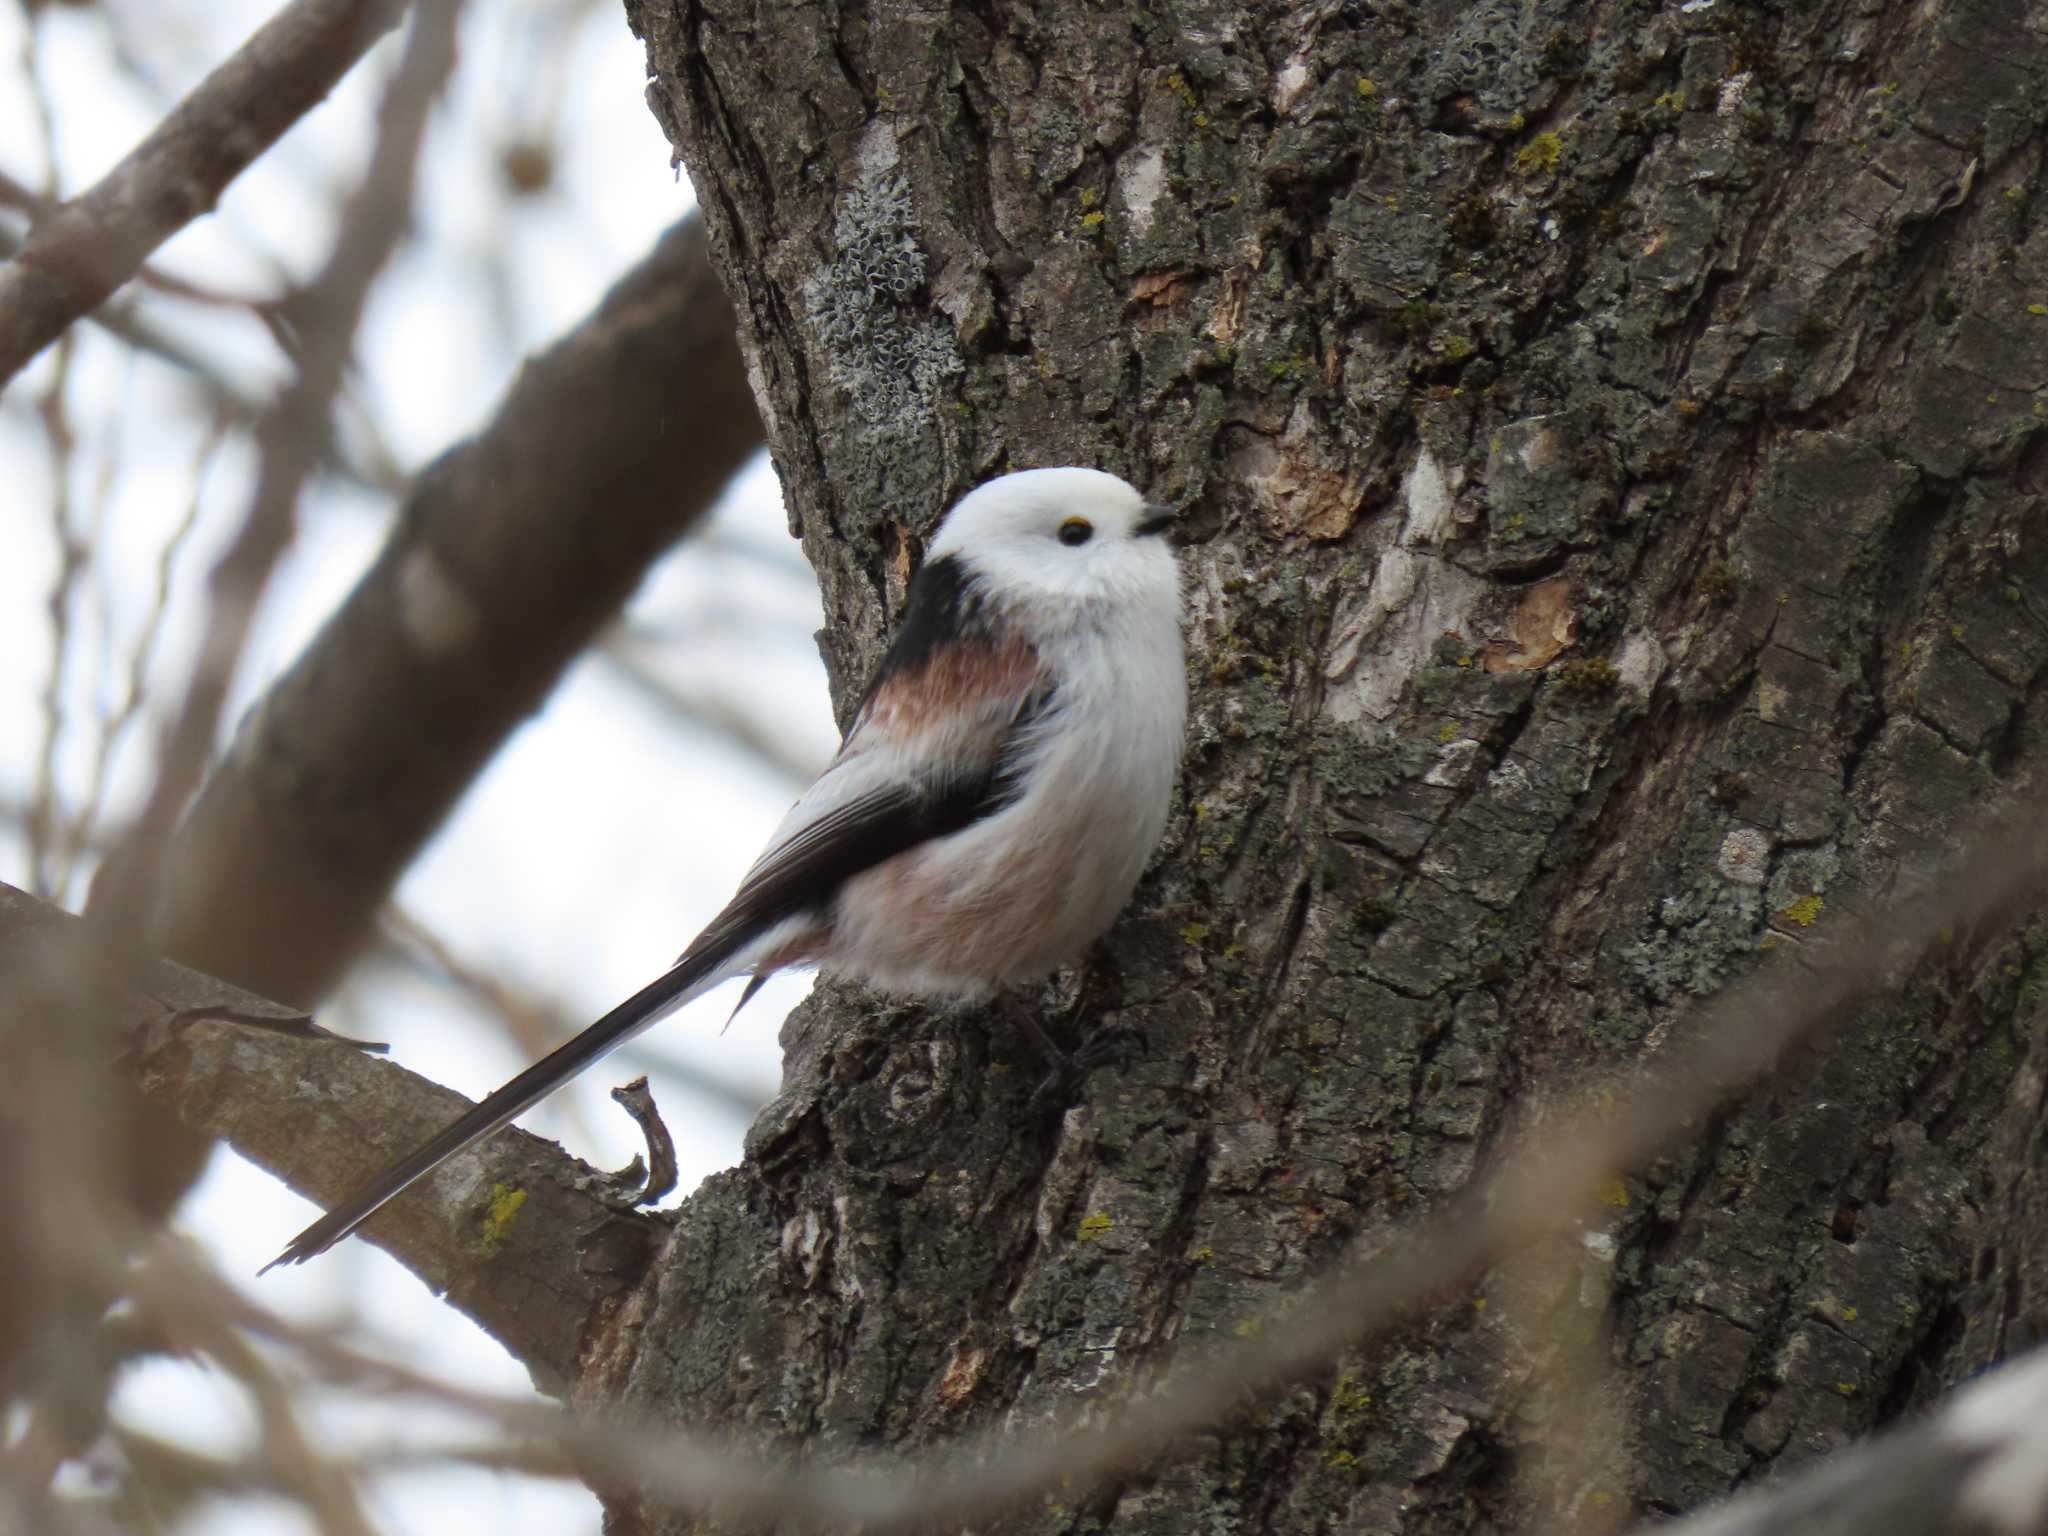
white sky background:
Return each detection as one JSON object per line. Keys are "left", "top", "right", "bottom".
{"left": 0, "top": 1, "right": 835, "bottom": 1530}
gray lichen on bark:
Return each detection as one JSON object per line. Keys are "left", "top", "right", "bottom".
{"left": 606, "top": 0, "right": 2048, "bottom": 1529}
{"left": 803, "top": 168, "right": 965, "bottom": 431}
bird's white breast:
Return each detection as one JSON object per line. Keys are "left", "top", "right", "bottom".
{"left": 826, "top": 586, "right": 1185, "bottom": 998}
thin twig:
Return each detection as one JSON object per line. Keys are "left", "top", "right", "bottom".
{"left": 15, "top": 3, "right": 63, "bottom": 200}
{"left": 22, "top": 0, "right": 82, "bottom": 888}
{"left": 0, "top": 221, "right": 403, "bottom": 493}
{"left": 381, "top": 903, "right": 577, "bottom": 1076}
{"left": 180, "top": 1302, "right": 378, "bottom": 1536}
{"left": 54, "top": 417, "right": 224, "bottom": 896}
{"left": 53, "top": 342, "right": 142, "bottom": 906}
{"left": 0, "top": 0, "right": 416, "bottom": 388}
{"left": 27, "top": 328, "right": 82, "bottom": 897}
{"left": 607, "top": 1076, "right": 679, "bottom": 1205}
{"left": 599, "top": 632, "right": 828, "bottom": 787}
{"left": 0, "top": 170, "right": 274, "bottom": 313}
{"left": 375, "top": 904, "right": 599, "bottom": 1149}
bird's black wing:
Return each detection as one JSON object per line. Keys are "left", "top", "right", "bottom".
{"left": 265, "top": 686, "right": 1052, "bottom": 1271}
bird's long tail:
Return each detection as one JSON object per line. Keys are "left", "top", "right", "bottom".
{"left": 263, "top": 946, "right": 745, "bottom": 1271}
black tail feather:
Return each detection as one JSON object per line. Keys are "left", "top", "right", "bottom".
{"left": 263, "top": 952, "right": 728, "bottom": 1271}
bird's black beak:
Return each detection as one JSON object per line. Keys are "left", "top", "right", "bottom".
{"left": 1134, "top": 503, "right": 1178, "bottom": 538}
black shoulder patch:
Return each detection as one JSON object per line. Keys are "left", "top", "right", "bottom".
{"left": 679, "top": 679, "right": 1058, "bottom": 984}
{"left": 970, "top": 681, "right": 1057, "bottom": 821}
{"left": 852, "top": 553, "right": 987, "bottom": 723}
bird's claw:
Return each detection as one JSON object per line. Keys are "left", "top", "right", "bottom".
{"left": 1026, "top": 1051, "right": 1081, "bottom": 1111}
{"left": 1074, "top": 1022, "right": 1145, "bottom": 1072}
{"left": 1021, "top": 1024, "right": 1146, "bottom": 1110}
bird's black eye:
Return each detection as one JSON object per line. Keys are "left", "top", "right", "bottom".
{"left": 1057, "top": 518, "right": 1094, "bottom": 547}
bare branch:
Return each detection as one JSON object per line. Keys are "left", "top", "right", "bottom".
{"left": 135, "top": 1009, "right": 667, "bottom": 1395}
{"left": 599, "top": 631, "right": 824, "bottom": 787}
{"left": 0, "top": 221, "right": 404, "bottom": 493}
{"left": 0, "top": 0, "right": 416, "bottom": 388}
{"left": 27, "top": 331, "right": 83, "bottom": 897}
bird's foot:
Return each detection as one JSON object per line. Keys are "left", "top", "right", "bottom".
{"left": 1002, "top": 996, "right": 1142, "bottom": 1110}
{"left": 1073, "top": 1021, "right": 1146, "bottom": 1072}
{"left": 1026, "top": 1053, "right": 1082, "bottom": 1112}
{"left": 994, "top": 994, "right": 1076, "bottom": 1108}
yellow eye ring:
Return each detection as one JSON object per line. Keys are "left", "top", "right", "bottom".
{"left": 1057, "top": 518, "right": 1094, "bottom": 547}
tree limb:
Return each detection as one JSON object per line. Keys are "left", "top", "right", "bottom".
{"left": 0, "top": 879, "right": 661, "bottom": 1396}
{"left": 0, "top": 219, "right": 403, "bottom": 495}
{"left": 0, "top": 0, "right": 416, "bottom": 389}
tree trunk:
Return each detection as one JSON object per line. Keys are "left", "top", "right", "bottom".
{"left": 604, "top": 0, "right": 2048, "bottom": 1528}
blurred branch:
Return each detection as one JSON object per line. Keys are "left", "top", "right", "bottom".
{"left": 377, "top": 903, "right": 603, "bottom": 1151}
{"left": 97, "top": 0, "right": 457, "bottom": 943}
{"left": 380, "top": 903, "right": 567, "bottom": 1072}
{"left": 265, "top": 1327, "right": 2048, "bottom": 1536}
{"left": 53, "top": 418, "right": 221, "bottom": 901}
{"left": 0, "top": 222, "right": 402, "bottom": 493}
{"left": 190, "top": 1318, "right": 377, "bottom": 1536}
{"left": 599, "top": 632, "right": 826, "bottom": 787}
{"left": 27, "top": 330, "right": 82, "bottom": 898}
{"left": 104, "top": 1424, "right": 582, "bottom": 1509}
{"left": 146, "top": 211, "right": 759, "bottom": 1014}
{"left": 0, "top": 0, "right": 417, "bottom": 389}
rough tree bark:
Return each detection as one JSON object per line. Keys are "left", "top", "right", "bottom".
{"left": 578, "top": 0, "right": 2048, "bottom": 1530}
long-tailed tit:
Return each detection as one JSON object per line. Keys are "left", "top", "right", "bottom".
{"left": 267, "top": 466, "right": 1186, "bottom": 1268}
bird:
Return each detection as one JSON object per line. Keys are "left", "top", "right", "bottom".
{"left": 265, "top": 466, "right": 1187, "bottom": 1268}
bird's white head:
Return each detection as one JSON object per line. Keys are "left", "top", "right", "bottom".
{"left": 927, "top": 467, "right": 1180, "bottom": 619}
